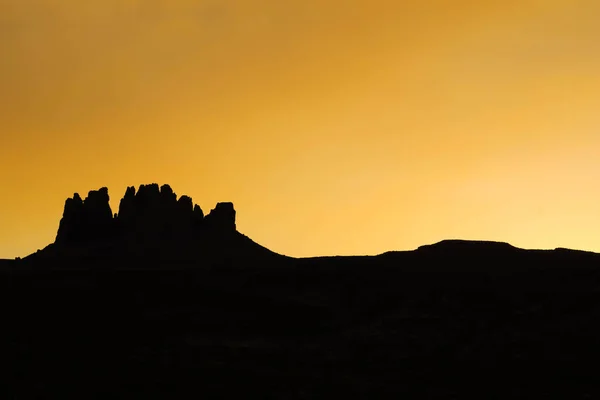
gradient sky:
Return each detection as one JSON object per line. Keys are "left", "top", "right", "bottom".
{"left": 2, "top": 0, "right": 600, "bottom": 258}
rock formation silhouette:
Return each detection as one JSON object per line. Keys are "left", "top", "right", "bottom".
{"left": 37, "top": 183, "right": 274, "bottom": 264}
{"left": 55, "top": 188, "right": 113, "bottom": 244}
{"left": 54, "top": 184, "right": 239, "bottom": 247}
{"left": 204, "top": 202, "right": 236, "bottom": 232}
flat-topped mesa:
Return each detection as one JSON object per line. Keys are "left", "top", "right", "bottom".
{"left": 54, "top": 184, "right": 237, "bottom": 246}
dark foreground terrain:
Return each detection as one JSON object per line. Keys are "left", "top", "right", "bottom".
{"left": 3, "top": 241, "right": 600, "bottom": 399}
{"left": 3, "top": 185, "right": 600, "bottom": 398}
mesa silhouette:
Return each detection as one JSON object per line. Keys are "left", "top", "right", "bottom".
{"left": 25, "top": 183, "right": 279, "bottom": 264}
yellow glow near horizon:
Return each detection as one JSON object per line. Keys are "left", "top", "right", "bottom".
{"left": 1, "top": 0, "right": 600, "bottom": 258}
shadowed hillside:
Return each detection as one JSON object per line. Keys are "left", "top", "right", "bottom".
{"left": 3, "top": 184, "right": 600, "bottom": 399}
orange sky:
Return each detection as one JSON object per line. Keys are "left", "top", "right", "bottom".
{"left": 2, "top": 0, "right": 600, "bottom": 258}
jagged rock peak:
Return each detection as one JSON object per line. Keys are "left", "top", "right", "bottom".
{"left": 178, "top": 195, "right": 193, "bottom": 213}
{"left": 193, "top": 204, "right": 204, "bottom": 220}
{"left": 117, "top": 186, "right": 137, "bottom": 224}
{"left": 55, "top": 184, "right": 237, "bottom": 245}
{"left": 160, "top": 184, "right": 175, "bottom": 198}
{"left": 55, "top": 188, "right": 113, "bottom": 244}
{"left": 205, "top": 202, "right": 236, "bottom": 232}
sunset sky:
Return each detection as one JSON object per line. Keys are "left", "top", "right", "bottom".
{"left": 2, "top": 0, "right": 600, "bottom": 258}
